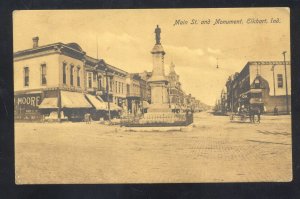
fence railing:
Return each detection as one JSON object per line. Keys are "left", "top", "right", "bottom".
{"left": 120, "top": 112, "right": 193, "bottom": 127}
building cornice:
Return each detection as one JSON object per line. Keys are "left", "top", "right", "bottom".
{"left": 248, "top": 61, "right": 291, "bottom": 65}
{"left": 14, "top": 43, "right": 86, "bottom": 62}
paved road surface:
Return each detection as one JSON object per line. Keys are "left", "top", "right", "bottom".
{"left": 15, "top": 111, "right": 292, "bottom": 183}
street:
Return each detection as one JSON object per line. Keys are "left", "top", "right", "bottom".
{"left": 15, "top": 111, "right": 292, "bottom": 184}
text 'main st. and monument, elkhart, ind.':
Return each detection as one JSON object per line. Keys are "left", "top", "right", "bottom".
{"left": 173, "top": 17, "right": 281, "bottom": 26}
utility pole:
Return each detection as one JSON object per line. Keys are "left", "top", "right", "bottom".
{"left": 282, "top": 51, "right": 289, "bottom": 114}
{"left": 96, "top": 36, "right": 99, "bottom": 59}
{"left": 271, "top": 65, "right": 276, "bottom": 96}
{"left": 105, "top": 68, "right": 111, "bottom": 122}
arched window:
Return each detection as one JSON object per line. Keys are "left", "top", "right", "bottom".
{"left": 77, "top": 67, "right": 80, "bottom": 87}
{"left": 254, "top": 79, "right": 260, "bottom": 89}
{"left": 70, "top": 65, "right": 74, "bottom": 86}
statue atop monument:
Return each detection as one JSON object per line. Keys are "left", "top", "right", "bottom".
{"left": 155, "top": 25, "right": 161, "bottom": 44}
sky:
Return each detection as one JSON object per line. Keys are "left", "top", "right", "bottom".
{"left": 13, "top": 8, "right": 290, "bottom": 106}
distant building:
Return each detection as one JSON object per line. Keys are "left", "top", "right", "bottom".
{"left": 225, "top": 61, "right": 291, "bottom": 114}
{"left": 167, "top": 62, "right": 185, "bottom": 111}
{"left": 126, "top": 74, "right": 141, "bottom": 115}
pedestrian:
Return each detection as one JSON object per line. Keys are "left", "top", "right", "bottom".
{"left": 274, "top": 106, "right": 278, "bottom": 115}
{"left": 84, "top": 113, "right": 91, "bottom": 124}
{"left": 256, "top": 108, "right": 261, "bottom": 123}
{"left": 88, "top": 113, "right": 91, "bottom": 124}
{"left": 249, "top": 106, "right": 254, "bottom": 123}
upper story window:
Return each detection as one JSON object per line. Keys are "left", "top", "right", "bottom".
{"left": 77, "top": 67, "right": 80, "bottom": 87}
{"left": 88, "top": 72, "right": 92, "bottom": 88}
{"left": 63, "top": 63, "right": 67, "bottom": 84}
{"left": 70, "top": 65, "right": 74, "bottom": 86}
{"left": 118, "top": 82, "right": 121, "bottom": 94}
{"left": 24, "top": 67, "right": 29, "bottom": 87}
{"left": 41, "top": 64, "right": 47, "bottom": 85}
{"left": 109, "top": 78, "right": 113, "bottom": 92}
{"left": 127, "top": 84, "right": 130, "bottom": 95}
{"left": 98, "top": 76, "right": 102, "bottom": 90}
{"left": 277, "top": 74, "right": 283, "bottom": 88}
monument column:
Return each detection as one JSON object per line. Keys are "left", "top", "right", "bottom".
{"left": 147, "top": 25, "right": 171, "bottom": 112}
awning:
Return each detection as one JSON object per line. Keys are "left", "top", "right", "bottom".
{"left": 61, "top": 91, "right": 92, "bottom": 108}
{"left": 142, "top": 101, "right": 150, "bottom": 108}
{"left": 240, "top": 89, "right": 263, "bottom": 96}
{"left": 106, "top": 102, "right": 122, "bottom": 111}
{"left": 95, "top": 96, "right": 122, "bottom": 111}
{"left": 250, "top": 98, "right": 264, "bottom": 104}
{"left": 85, "top": 94, "right": 106, "bottom": 110}
{"left": 250, "top": 89, "right": 262, "bottom": 93}
{"left": 38, "top": 97, "right": 58, "bottom": 109}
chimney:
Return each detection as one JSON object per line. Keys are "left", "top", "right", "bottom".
{"left": 32, "top": 36, "right": 39, "bottom": 48}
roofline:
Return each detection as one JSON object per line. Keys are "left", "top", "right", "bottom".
{"left": 105, "top": 63, "right": 128, "bottom": 75}
{"left": 247, "top": 61, "right": 291, "bottom": 65}
{"left": 14, "top": 42, "right": 63, "bottom": 55}
{"left": 14, "top": 42, "right": 87, "bottom": 59}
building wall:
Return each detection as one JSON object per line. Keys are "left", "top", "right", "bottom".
{"left": 112, "top": 75, "right": 127, "bottom": 99}
{"left": 249, "top": 63, "right": 291, "bottom": 96}
{"left": 58, "top": 54, "right": 85, "bottom": 91}
{"left": 14, "top": 53, "right": 60, "bottom": 92}
{"left": 225, "top": 62, "right": 291, "bottom": 114}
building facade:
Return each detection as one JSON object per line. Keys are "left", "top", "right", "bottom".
{"left": 167, "top": 62, "right": 185, "bottom": 111}
{"left": 14, "top": 38, "right": 92, "bottom": 121}
{"left": 14, "top": 37, "right": 206, "bottom": 121}
{"left": 14, "top": 37, "right": 125, "bottom": 121}
{"left": 225, "top": 61, "right": 291, "bottom": 114}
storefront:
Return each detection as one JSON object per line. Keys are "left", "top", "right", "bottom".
{"left": 14, "top": 92, "right": 42, "bottom": 121}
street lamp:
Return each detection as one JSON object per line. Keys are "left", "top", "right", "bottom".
{"left": 282, "top": 51, "right": 289, "bottom": 114}
{"left": 105, "top": 68, "right": 111, "bottom": 122}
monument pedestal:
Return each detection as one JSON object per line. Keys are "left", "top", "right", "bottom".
{"left": 121, "top": 25, "right": 193, "bottom": 127}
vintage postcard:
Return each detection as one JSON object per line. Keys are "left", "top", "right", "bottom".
{"left": 13, "top": 8, "right": 292, "bottom": 184}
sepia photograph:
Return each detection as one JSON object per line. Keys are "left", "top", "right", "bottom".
{"left": 13, "top": 8, "right": 292, "bottom": 184}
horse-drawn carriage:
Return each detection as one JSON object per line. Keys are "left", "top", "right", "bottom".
{"left": 229, "top": 89, "right": 263, "bottom": 123}
{"left": 229, "top": 107, "right": 260, "bottom": 123}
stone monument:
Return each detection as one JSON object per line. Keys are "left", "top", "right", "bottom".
{"left": 123, "top": 25, "right": 193, "bottom": 127}
{"left": 147, "top": 25, "right": 171, "bottom": 113}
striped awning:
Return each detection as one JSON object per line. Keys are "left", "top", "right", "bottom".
{"left": 106, "top": 102, "right": 122, "bottom": 111}
{"left": 61, "top": 91, "right": 92, "bottom": 108}
{"left": 95, "top": 96, "right": 122, "bottom": 111}
{"left": 85, "top": 94, "right": 107, "bottom": 110}
{"left": 38, "top": 97, "right": 58, "bottom": 109}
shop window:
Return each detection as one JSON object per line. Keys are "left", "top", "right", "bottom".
{"left": 24, "top": 67, "right": 29, "bottom": 86}
{"left": 41, "top": 64, "right": 47, "bottom": 85}
{"left": 277, "top": 74, "right": 283, "bottom": 88}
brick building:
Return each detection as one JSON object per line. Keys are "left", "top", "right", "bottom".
{"left": 225, "top": 61, "right": 291, "bottom": 114}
